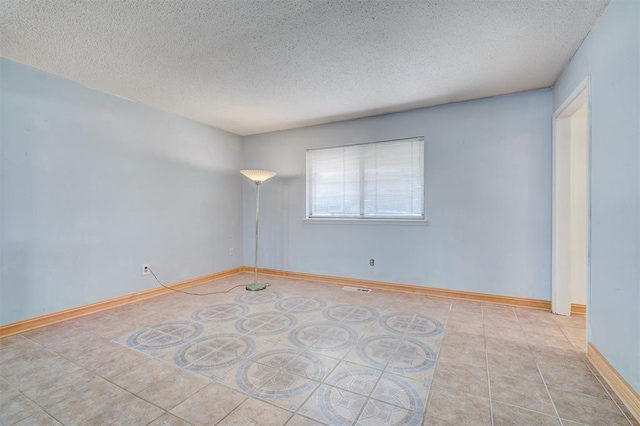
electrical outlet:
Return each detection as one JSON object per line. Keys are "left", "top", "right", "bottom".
{"left": 370, "top": 259, "right": 375, "bottom": 266}
{"left": 229, "top": 247, "right": 235, "bottom": 255}
{"left": 142, "top": 264, "right": 150, "bottom": 275}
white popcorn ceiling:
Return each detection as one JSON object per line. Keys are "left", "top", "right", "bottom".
{"left": 0, "top": 0, "right": 609, "bottom": 136}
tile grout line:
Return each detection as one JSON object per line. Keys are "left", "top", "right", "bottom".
{"left": 513, "top": 308, "right": 565, "bottom": 425}
{"left": 11, "top": 335, "right": 160, "bottom": 425}
{"left": 0, "top": 373, "right": 64, "bottom": 426}
{"left": 482, "top": 304, "right": 495, "bottom": 426}
{"left": 6, "top": 286, "right": 606, "bottom": 426}
{"left": 554, "top": 316, "right": 633, "bottom": 425}
{"left": 349, "top": 321, "right": 417, "bottom": 425}
{"left": 421, "top": 303, "right": 451, "bottom": 424}
{"left": 579, "top": 353, "right": 635, "bottom": 426}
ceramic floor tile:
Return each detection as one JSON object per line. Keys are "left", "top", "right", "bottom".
{"left": 549, "top": 387, "right": 629, "bottom": 425}
{"left": 0, "top": 334, "right": 30, "bottom": 349}
{"left": 251, "top": 333, "right": 300, "bottom": 353}
{"left": 18, "top": 367, "right": 98, "bottom": 409}
{"left": 91, "top": 346, "right": 154, "bottom": 379}
{"left": 46, "top": 377, "right": 132, "bottom": 424}
{"left": 450, "top": 301, "right": 482, "bottom": 313}
{"left": 343, "top": 334, "right": 399, "bottom": 368}
{"left": 422, "top": 414, "right": 463, "bottom": 425}
{"left": 442, "top": 332, "right": 485, "bottom": 352}
{"left": 286, "top": 351, "right": 340, "bottom": 382}
{"left": 254, "top": 378, "right": 320, "bottom": 412}
{"left": 85, "top": 393, "right": 165, "bottom": 425}
{"left": 425, "top": 383, "right": 491, "bottom": 425}
{"left": 249, "top": 358, "right": 320, "bottom": 411}
{"left": 217, "top": 397, "right": 293, "bottom": 426}
{"left": 12, "top": 410, "right": 62, "bottom": 426}
{"left": 484, "top": 326, "right": 529, "bottom": 342}
{"left": 530, "top": 346, "right": 584, "bottom": 367}
{"left": 484, "top": 337, "right": 531, "bottom": 357}
{"left": 148, "top": 412, "right": 192, "bottom": 426}
{"left": 298, "top": 384, "right": 367, "bottom": 426}
{"left": 324, "top": 361, "right": 382, "bottom": 396}
{"left": 433, "top": 360, "right": 489, "bottom": 398}
{"left": 0, "top": 346, "right": 60, "bottom": 381}
{"left": 228, "top": 360, "right": 279, "bottom": 395}
{"left": 0, "top": 390, "right": 41, "bottom": 425}
{"left": 0, "top": 379, "right": 14, "bottom": 396}
{"left": 487, "top": 352, "right": 543, "bottom": 384}
{"left": 371, "top": 372, "right": 431, "bottom": 414}
{"left": 491, "top": 401, "right": 561, "bottom": 425}
{"left": 490, "top": 373, "right": 556, "bottom": 415}
{"left": 0, "top": 335, "right": 44, "bottom": 362}
{"left": 444, "top": 321, "right": 484, "bottom": 336}
{"left": 0, "top": 275, "right": 606, "bottom": 425}
{"left": 285, "top": 414, "right": 327, "bottom": 426}
{"left": 170, "top": 383, "right": 247, "bottom": 426}
{"left": 137, "top": 369, "right": 211, "bottom": 410}
{"left": 539, "top": 361, "right": 610, "bottom": 399}
{"left": 377, "top": 312, "right": 445, "bottom": 339}
{"left": 532, "top": 335, "right": 575, "bottom": 351}
{"left": 172, "top": 333, "right": 256, "bottom": 373}
{"left": 438, "top": 343, "right": 487, "bottom": 369}
{"left": 322, "top": 303, "right": 380, "bottom": 324}
{"left": 289, "top": 321, "right": 358, "bottom": 355}
{"left": 356, "top": 398, "right": 423, "bottom": 425}
{"left": 109, "top": 357, "right": 180, "bottom": 394}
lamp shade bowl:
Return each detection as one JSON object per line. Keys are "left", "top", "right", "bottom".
{"left": 240, "top": 169, "right": 277, "bottom": 184}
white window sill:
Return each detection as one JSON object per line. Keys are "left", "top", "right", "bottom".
{"left": 303, "top": 218, "right": 428, "bottom": 225}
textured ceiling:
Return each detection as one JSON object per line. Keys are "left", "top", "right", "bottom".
{"left": 0, "top": 0, "right": 609, "bottom": 136}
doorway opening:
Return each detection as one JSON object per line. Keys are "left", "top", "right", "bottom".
{"left": 552, "top": 79, "right": 590, "bottom": 320}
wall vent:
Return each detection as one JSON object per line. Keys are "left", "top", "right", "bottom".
{"left": 342, "top": 286, "right": 372, "bottom": 293}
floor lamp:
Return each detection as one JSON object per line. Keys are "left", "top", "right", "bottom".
{"left": 240, "top": 169, "right": 277, "bottom": 291}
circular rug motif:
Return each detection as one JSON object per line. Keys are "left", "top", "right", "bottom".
{"left": 289, "top": 322, "right": 357, "bottom": 351}
{"left": 235, "top": 291, "right": 282, "bottom": 304}
{"left": 236, "top": 350, "right": 323, "bottom": 397}
{"left": 325, "top": 368, "right": 380, "bottom": 396}
{"left": 236, "top": 312, "right": 296, "bottom": 335}
{"left": 174, "top": 333, "right": 254, "bottom": 371}
{"left": 379, "top": 313, "right": 444, "bottom": 338}
{"left": 316, "top": 384, "right": 367, "bottom": 425}
{"left": 275, "top": 297, "right": 326, "bottom": 313}
{"left": 371, "top": 373, "right": 426, "bottom": 413}
{"left": 126, "top": 321, "right": 202, "bottom": 350}
{"left": 191, "top": 303, "right": 249, "bottom": 323}
{"left": 323, "top": 304, "right": 379, "bottom": 323}
{"left": 355, "top": 335, "right": 436, "bottom": 372}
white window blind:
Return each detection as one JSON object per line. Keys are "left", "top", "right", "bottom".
{"left": 306, "top": 137, "right": 425, "bottom": 220}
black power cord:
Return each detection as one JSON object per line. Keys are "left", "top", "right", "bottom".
{"left": 147, "top": 266, "right": 270, "bottom": 296}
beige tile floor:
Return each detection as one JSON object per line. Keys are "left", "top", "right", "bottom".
{"left": 0, "top": 273, "right": 637, "bottom": 425}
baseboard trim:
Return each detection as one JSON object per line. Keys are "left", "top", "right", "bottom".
{"left": 0, "top": 267, "right": 244, "bottom": 338}
{"left": 1, "top": 266, "right": 552, "bottom": 338}
{"left": 587, "top": 343, "right": 640, "bottom": 423}
{"left": 245, "top": 267, "right": 551, "bottom": 310}
{"left": 571, "top": 303, "right": 587, "bottom": 315}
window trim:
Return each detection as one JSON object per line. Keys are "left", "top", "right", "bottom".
{"left": 303, "top": 217, "right": 428, "bottom": 225}
{"left": 305, "top": 136, "right": 426, "bottom": 223}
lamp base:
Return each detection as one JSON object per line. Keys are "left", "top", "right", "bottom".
{"left": 245, "top": 283, "right": 267, "bottom": 291}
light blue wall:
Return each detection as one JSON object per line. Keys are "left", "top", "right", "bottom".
{"left": 553, "top": 0, "right": 640, "bottom": 393}
{"left": 0, "top": 58, "right": 244, "bottom": 325}
{"left": 243, "top": 88, "right": 553, "bottom": 300}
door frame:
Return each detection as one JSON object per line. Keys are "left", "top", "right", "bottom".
{"left": 551, "top": 77, "right": 591, "bottom": 316}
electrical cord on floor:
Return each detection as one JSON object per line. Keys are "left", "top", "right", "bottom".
{"left": 147, "top": 266, "right": 271, "bottom": 296}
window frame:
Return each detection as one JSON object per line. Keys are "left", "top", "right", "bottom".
{"left": 305, "top": 136, "right": 427, "bottom": 224}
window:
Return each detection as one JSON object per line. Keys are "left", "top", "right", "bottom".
{"left": 306, "top": 137, "right": 425, "bottom": 220}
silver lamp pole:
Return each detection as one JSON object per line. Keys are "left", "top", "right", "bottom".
{"left": 240, "top": 169, "right": 277, "bottom": 291}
